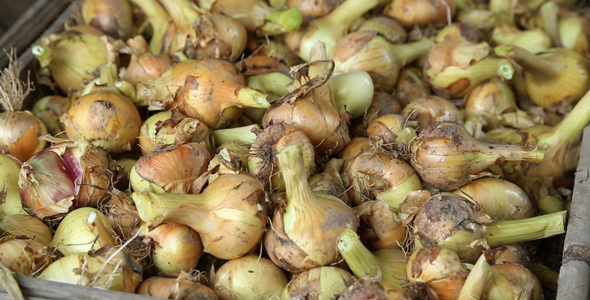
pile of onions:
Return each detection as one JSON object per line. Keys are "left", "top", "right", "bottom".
{"left": 2, "top": 0, "right": 586, "bottom": 298}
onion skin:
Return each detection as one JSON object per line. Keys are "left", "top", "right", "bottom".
{"left": 308, "top": 158, "right": 350, "bottom": 206}
{"left": 148, "top": 223, "right": 203, "bottom": 276}
{"left": 0, "top": 111, "right": 48, "bottom": 163}
{"left": 354, "top": 200, "right": 407, "bottom": 250}
{"left": 487, "top": 244, "right": 532, "bottom": 267}
{"left": 283, "top": 266, "right": 356, "bottom": 300}
{"left": 186, "top": 13, "right": 248, "bottom": 63}
{"left": 0, "top": 155, "right": 24, "bottom": 215}
{"left": 484, "top": 263, "right": 544, "bottom": 300}
{"left": 287, "top": 0, "right": 343, "bottom": 21}
{"left": 401, "top": 95, "right": 462, "bottom": 130}
{"left": 212, "top": 255, "right": 288, "bottom": 300}
{"left": 81, "top": 0, "right": 133, "bottom": 39}
{"left": 123, "top": 51, "right": 173, "bottom": 85}
{"left": 384, "top": 0, "right": 457, "bottom": 28}
{"left": 357, "top": 17, "right": 408, "bottom": 44}
{"left": 394, "top": 67, "right": 429, "bottom": 107}
{"left": 62, "top": 89, "right": 142, "bottom": 153}
{"left": 338, "top": 277, "right": 413, "bottom": 300}
{"left": 137, "top": 276, "right": 218, "bottom": 300}
{"left": 31, "top": 95, "right": 71, "bottom": 137}
{"left": 0, "top": 236, "right": 59, "bottom": 276}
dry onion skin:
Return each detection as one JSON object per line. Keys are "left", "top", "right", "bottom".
{"left": 0, "top": 236, "right": 59, "bottom": 276}
{"left": 31, "top": 95, "right": 71, "bottom": 137}
{"left": 81, "top": 0, "right": 133, "bottom": 40}
{"left": 137, "top": 276, "right": 218, "bottom": 299}
{"left": 383, "top": 0, "right": 457, "bottom": 28}
{"left": 282, "top": 266, "right": 356, "bottom": 300}
{"left": 0, "top": 154, "right": 25, "bottom": 215}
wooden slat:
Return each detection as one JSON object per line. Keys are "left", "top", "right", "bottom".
{"left": 0, "top": 0, "right": 72, "bottom": 70}
{"left": 0, "top": 275, "right": 160, "bottom": 300}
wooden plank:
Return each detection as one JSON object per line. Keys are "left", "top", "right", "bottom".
{"left": 0, "top": 0, "right": 72, "bottom": 70}
{"left": 0, "top": 275, "right": 160, "bottom": 300}
{"left": 0, "top": 0, "right": 37, "bottom": 29}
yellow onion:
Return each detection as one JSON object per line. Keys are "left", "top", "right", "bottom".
{"left": 138, "top": 275, "right": 218, "bottom": 299}
{"left": 132, "top": 173, "right": 266, "bottom": 259}
{"left": 287, "top": 0, "right": 343, "bottom": 21}
{"left": 492, "top": 23, "right": 551, "bottom": 54}
{"left": 284, "top": 0, "right": 382, "bottom": 61}
{"left": 357, "top": 17, "right": 408, "bottom": 44}
{"left": 457, "top": 8, "right": 497, "bottom": 33}
{"left": 354, "top": 200, "right": 407, "bottom": 250}
{"left": 61, "top": 87, "right": 142, "bottom": 153}
{"left": 494, "top": 45, "right": 590, "bottom": 112}
{"left": 81, "top": 0, "right": 133, "bottom": 39}
{"left": 453, "top": 178, "right": 535, "bottom": 220}
{"left": 338, "top": 229, "right": 407, "bottom": 288}
{"left": 406, "top": 245, "right": 468, "bottom": 300}
{"left": 342, "top": 148, "right": 422, "bottom": 207}
{"left": 263, "top": 43, "right": 350, "bottom": 156}
{"left": 558, "top": 15, "right": 590, "bottom": 55}
{"left": 487, "top": 244, "right": 531, "bottom": 267}
{"left": 365, "top": 114, "right": 413, "bottom": 145}
{"left": 308, "top": 158, "right": 350, "bottom": 206}
{"left": 484, "top": 263, "right": 544, "bottom": 299}
{"left": 130, "top": 142, "right": 212, "bottom": 193}
{"left": 265, "top": 144, "right": 358, "bottom": 271}
{"left": 243, "top": 72, "right": 294, "bottom": 123}
{"left": 435, "top": 23, "right": 480, "bottom": 43}
{"left": 212, "top": 255, "right": 288, "bottom": 300}
{"left": 248, "top": 124, "right": 316, "bottom": 192}
{"left": 138, "top": 110, "right": 213, "bottom": 155}
{"left": 31, "top": 95, "right": 71, "bottom": 137}
{"left": 338, "top": 276, "right": 412, "bottom": 300}
{"left": 340, "top": 137, "right": 376, "bottom": 163}
{"left": 32, "top": 26, "right": 116, "bottom": 93}
{"left": 328, "top": 71, "right": 374, "bottom": 118}
{"left": 135, "top": 59, "right": 200, "bottom": 110}
{"left": 0, "top": 154, "right": 24, "bottom": 215}
{"left": 462, "top": 78, "right": 534, "bottom": 130}
{"left": 332, "top": 32, "right": 434, "bottom": 92}
{"left": 282, "top": 266, "right": 356, "bottom": 300}
{"left": 410, "top": 122, "right": 544, "bottom": 190}
{"left": 0, "top": 236, "right": 60, "bottom": 276}
{"left": 0, "top": 214, "right": 53, "bottom": 245}
{"left": 424, "top": 39, "right": 515, "bottom": 98}
{"left": 214, "top": 141, "right": 250, "bottom": 172}
{"left": 147, "top": 223, "right": 203, "bottom": 276}
{"left": 350, "top": 92, "right": 403, "bottom": 138}
{"left": 413, "top": 193, "right": 566, "bottom": 262}
{"left": 175, "top": 59, "right": 269, "bottom": 129}
{"left": 39, "top": 250, "right": 142, "bottom": 293}
{"left": 122, "top": 36, "right": 174, "bottom": 85}
{"left": 401, "top": 95, "right": 462, "bottom": 130}
{"left": 210, "top": 0, "right": 302, "bottom": 36}
{"left": 384, "top": 0, "right": 457, "bottom": 28}
{"left": 49, "top": 207, "right": 116, "bottom": 256}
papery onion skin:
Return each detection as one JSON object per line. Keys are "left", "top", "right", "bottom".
{"left": 81, "top": 0, "right": 133, "bottom": 39}
{"left": 123, "top": 52, "right": 173, "bottom": 85}
{"left": 283, "top": 266, "right": 356, "bottom": 300}
{"left": 0, "top": 236, "right": 59, "bottom": 276}
{"left": 149, "top": 223, "right": 203, "bottom": 276}
{"left": 484, "top": 263, "right": 544, "bottom": 300}
{"left": 401, "top": 95, "right": 462, "bottom": 130}
{"left": 137, "top": 276, "right": 218, "bottom": 300}
{"left": 0, "top": 214, "right": 54, "bottom": 245}
{"left": 384, "top": 0, "right": 457, "bottom": 28}
{"left": 0, "top": 111, "right": 48, "bottom": 163}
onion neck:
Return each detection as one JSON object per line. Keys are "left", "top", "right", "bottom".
{"left": 338, "top": 229, "right": 383, "bottom": 282}
{"left": 32, "top": 45, "right": 52, "bottom": 68}
{"left": 540, "top": 1, "right": 561, "bottom": 47}
{"left": 391, "top": 38, "right": 435, "bottom": 68}
{"left": 130, "top": 0, "right": 172, "bottom": 54}
{"left": 457, "top": 254, "right": 492, "bottom": 300}
{"left": 316, "top": 0, "right": 380, "bottom": 30}
{"left": 132, "top": 190, "right": 222, "bottom": 222}
{"left": 494, "top": 45, "right": 562, "bottom": 78}
{"left": 483, "top": 210, "right": 566, "bottom": 247}
{"left": 478, "top": 141, "right": 545, "bottom": 163}
{"left": 538, "top": 89, "right": 590, "bottom": 149}
{"left": 431, "top": 57, "right": 515, "bottom": 90}
{"left": 261, "top": 8, "right": 303, "bottom": 35}
{"left": 212, "top": 124, "right": 259, "bottom": 146}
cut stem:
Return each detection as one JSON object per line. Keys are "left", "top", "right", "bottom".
{"left": 261, "top": 8, "right": 303, "bottom": 34}
{"left": 494, "top": 45, "right": 562, "bottom": 77}
{"left": 484, "top": 210, "right": 566, "bottom": 247}
{"left": 538, "top": 89, "right": 590, "bottom": 149}
{"left": 392, "top": 38, "right": 436, "bottom": 67}
{"left": 213, "top": 124, "right": 260, "bottom": 146}
{"left": 236, "top": 87, "right": 270, "bottom": 108}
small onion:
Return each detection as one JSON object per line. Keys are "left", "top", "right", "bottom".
{"left": 81, "top": 0, "right": 133, "bottom": 39}
{"left": 148, "top": 223, "right": 203, "bottom": 276}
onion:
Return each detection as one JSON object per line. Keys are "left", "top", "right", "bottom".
{"left": 148, "top": 223, "right": 203, "bottom": 276}
{"left": 243, "top": 72, "right": 294, "bottom": 123}
{"left": 31, "top": 95, "right": 71, "bottom": 137}
{"left": 453, "top": 178, "right": 535, "bottom": 220}
{"left": 487, "top": 244, "right": 531, "bottom": 267}
{"left": 456, "top": 254, "right": 492, "bottom": 300}
{"left": 248, "top": 124, "right": 316, "bottom": 192}
{"left": 494, "top": 45, "right": 590, "bottom": 112}
{"left": 401, "top": 95, "right": 462, "bottom": 130}
{"left": 32, "top": 26, "right": 116, "bottom": 93}
{"left": 137, "top": 275, "right": 218, "bottom": 299}
{"left": 61, "top": 87, "right": 142, "bottom": 153}
{"left": 0, "top": 236, "right": 59, "bottom": 276}
{"left": 282, "top": 266, "right": 356, "bottom": 300}
{"left": 81, "top": 0, "right": 133, "bottom": 39}
{"left": 328, "top": 71, "right": 374, "bottom": 118}
{"left": 284, "top": 0, "right": 382, "bottom": 61}
{"left": 129, "top": 0, "right": 172, "bottom": 55}
{"left": 338, "top": 229, "right": 407, "bottom": 288}
{"left": 212, "top": 255, "right": 288, "bottom": 300}
{"left": 357, "top": 17, "right": 408, "bottom": 44}
{"left": 365, "top": 114, "right": 415, "bottom": 145}
{"left": 175, "top": 59, "right": 269, "bottom": 129}
{"left": 351, "top": 92, "right": 403, "bottom": 138}
{"left": 99, "top": 189, "right": 140, "bottom": 239}
{"left": 263, "top": 43, "right": 351, "bottom": 156}
{"left": 413, "top": 193, "right": 566, "bottom": 262}
{"left": 287, "top": 0, "right": 343, "bottom": 21}
{"left": 492, "top": 23, "right": 551, "bottom": 54}
{"left": 558, "top": 15, "right": 590, "bottom": 55}
{"left": 406, "top": 244, "right": 469, "bottom": 300}
{"left": 210, "top": 0, "right": 302, "bottom": 35}
{"left": 457, "top": 8, "right": 497, "bottom": 33}
{"left": 122, "top": 36, "right": 174, "bottom": 85}
{"left": 132, "top": 173, "right": 266, "bottom": 259}
{"left": 251, "top": 40, "right": 304, "bottom": 67}
{"left": 338, "top": 276, "right": 412, "bottom": 300}
{"left": 0, "top": 214, "right": 53, "bottom": 245}
{"left": 394, "top": 67, "right": 430, "bottom": 107}
{"left": 49, "top": 207, "right": 116, "bottom": 256}
{"left": 235, "top": 56, "right": 292, "bottom": 78}
{"left": 308, "top": 158, "right": 351, "bottom": 206}
{"left": 384, "top": 0, "right": 456, "bottom": 28}
{"left": 332, "top": 32, "right": 434, "bottom": 92}
{"left": 484, "top": 263, "right": 544, "bottom": 299}
{"left": 354, "top": 200, "right": 407, "bottom": 250}
{"left": 265, "top": 144, "right": 357, "bottom": 271}
{"left": 0, "top": 154, "right": 24, "bottom": 215}
{"left": 342, "top": 147, "right": 422, "bottom": 207}
{"left": 423, "top": 39, "right": 515, "bottom": 98}
{"left": 435, "top": 23, "right": 480, "bottom": 43}
{"left": 130, "top": 142, "right": 212, "bottom": 193}
{"left": 410, "top": 122, "right": 545, "bottom": 190}
{"left": 39, "top": 250, "right": 142, "bottom": 293}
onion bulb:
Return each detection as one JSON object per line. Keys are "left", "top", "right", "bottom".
{"left": 435, "top": 23, "right": 480, "bottom": 43}
{"left": 265, "top": 144, "right": 358, "bottom": 271}
{"left": 212, "top": 255, "right": 288, "bottom": 300}
{"left": 308, "top": 158, "right": 350, "bottom": 206}
{"left": 338, "top": 229, "right": 407, "bottom": 288}
{"left": 410, "top": 122, "right": 545, "bottom": 190}
{"left": 0, "top": 214, "right": 53, "bottom": 245}
{"left": 248, "top": 124, "right": 316, "bottom": 192}
{"left": 0, "top": 154, "right": 24, "bottom": 215}
{"left": 148, "top": 223, "right": 203, "bottom": 276}
{"left": 122, "top": 36, "right": 174, "bottom": 85}
{"left": 31, "top": 95, "right": 71, "bottom": 137}
{"left": 492, "top": 23, "right": 551, "bottom": 54}
{"left": 383, "top": 0, "right": 457, "bottom": 28}
{"left": 406, "top": 244, "right": 469, "bottom": 300}
{"left": 487, "top": 244, "right": 531, "bottom": 267}
{"left": 365, "top": 114, "right": 415, "bottom": 145}
{"left": 494, "top": 45, "right": 590, "bottom": 112}
{"left": 357, "top": 17, "right": 408, "bottom": 45}
{"left": 484, "top": 263, "right": 544, "bottom": 299}
{"left": 558, "top": 15, "right": 590, "bottom": 55}
{"left": 137, "top": 275, "right": 218, "bottom": 299}
{"left": 130, "top": 142, "right": 212, "bottom": 193}
{"left": 61, "top": 86, "right": 141, "bottom": 153}
{"left": 338, "top": 276, "right": 412, "bottom": 300}
{"left": 81, "top": 0, "right": 133, "bottom": 39}
{"left": 354, "top": 200, "right": 407, "bottom": 250}
{"left": 332, "top": 32, "right": 434, "bottom": 92}
{"left": 49, "top": 207, "right": 116, "bottom": 256}
{"left": 328, "top": 71, "right": 374, "bottom": 118}
{"left": 287, "top": 0, "right": 343, "bottom": 21}
{"left": 423, "top": 39, "right": 515, "bottom": 98}
{"left": 401, "top": 95, "right": 462, "bottom": 130}
{"left": 99, "top": 189, "right": 140, "bottom": 239}
{"left": 0, "top": 236, "right": 59, "bottom": 276}
{"left": 282, "top": 266, "right": 356, "bottom": 300}
{"left": 394, "top": 67, "right": 429, "bottom": 107}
